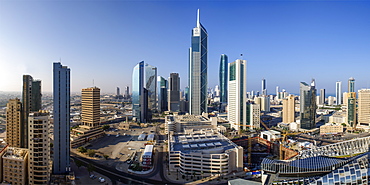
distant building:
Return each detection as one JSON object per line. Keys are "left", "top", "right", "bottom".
{"left": 71, "top": 87, "right": 104, "bottom": 147}
{"left": 348, "top": 77, "right": 355, "bottom": 93}
{"left": 336, "top": 81, "right": 342, "bottom": 105}
{"left": 168, "top": 73, "right": 180, "bottom": 112}
{"left": 262, "top": 78, "right": 267, "bottom": 96}
{"left": 300, "top": 80, "right": 317, "bottom": 129}
{"left": 255, "top": 96, "right": 270, "bottom": 112}
{"left": 6, "top": 98, "right": 22, "bottom": 147}
{"left": 219, "top": 54, "right": 228, "bottom": 103}
{"left": 53, "top": 62, "right": 70, "bottom": 174}
{"left": 319, "top": 89, "right": 325, "bottom": 105}
{"left": 189, "top": 9, "right": 208, "bottom": 115}
{"left": 116, "top": 87, "right": 120, "bottom": 96}
{"left": 358, "top": 89, "right": 370, "bottom": 128}
{"left": 157, "top": 76, "right": 168, "bottom": 113}
{"left": 328, "top": 96, "right": 335, "bottom": 105}
{"left": 347, "top": 92, "right": 357, "bottom": 128}
{"left": 228, "top": 59, "right": 247, "bottom": 131}
{"left": 22, "top": 75, "right": 41, "bottom": 148}
{"left": 283, "top": 95, "right": 295, "bottom": 123}
{"left": 82, "top": 87, "right": 100, "bottom": 128}
{"left": 124, "top": 86, "right": 130, "bottom": 99}
{"left": 247, "top": 103, "right": 260, "bottom": 129}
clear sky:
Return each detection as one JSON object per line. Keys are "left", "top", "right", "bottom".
{"left": 1, "top": 0, "right": 369, "bottom": 94}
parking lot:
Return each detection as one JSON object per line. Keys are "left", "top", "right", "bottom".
{"left": 86, "top": 123, "right": 159, "bottom": 167}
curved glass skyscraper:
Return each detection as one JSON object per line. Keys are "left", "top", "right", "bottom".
{"left": 132, "top": 61, "right": 144, "bottom": 122}
{"left": 189, "top": 9, "right": 208, "bottom": 115}
{"left": 219, "top": 54, "right": 228, "bottom": 103}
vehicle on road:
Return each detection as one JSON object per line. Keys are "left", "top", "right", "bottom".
{"left": 90, "top": 174, "right": 96, "bottom": 179}
{"left": 116, "top": 134, "right": 119, "bottom": 137}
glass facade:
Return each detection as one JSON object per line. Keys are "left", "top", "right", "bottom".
{"left": 132, "top": 61, "right": 144, "bottom": 122}
{"left": 347, "top": 92, "right": 356, "bottom": 127}
{"left": 157, "top": 76, "right": 168, "bottom": 113}
{"left": 219, "top": 54, "right": 228, "bottom": 103}
{"left": 348, "top": 77, "right": 355, "bottom": 93}
{"left": 145, "top": 63, "right": 157, "bottom": 110}
{"left": 300, "top": 80, "right": 317, "bottom": 129}
{"left": 189, "top": 10, "right": 208, "bottom": 115}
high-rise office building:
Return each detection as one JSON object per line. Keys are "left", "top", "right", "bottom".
{"left": 283, "top": 95, "right": 295, "bottom": 123}
{"left": 347, "top": 92, "right": 357, "bottom": 128}
{"left": 358, "top": 89, "right": 370, "bottom": 127}
{"left": 300, "top": 80, "right": 317, "bottom": 129}
{"left": 184, "top": 87, "right": 189, "bottom": 101}
{"left": 145, "top": 63, "right": 157, "bottom": 110}
{"left": 116, "top": 87, "right": 120, "bottom": 96}
{"left": 219, "top": 54, "right": 228, "bottom": 103}
{"left": 6, "top": 98, "right": 22, "bottom": 147}
{"left": 132, "top": 61, "right": 151, "bottom": 123}
{"left": 319, "top": 89, "right": 325, "bottom": 105}
{"left": 214, "top": 85, "right": 220, "bottom": 97}
{"left": 124, "top": 86, "right": 130, "bottom": 98}
{"left": 262, "top": 78, "right": 267, "bottom": 96}
{"left": 168, "top": 73, "right": 180, "bottom": 112}
{"left": 189, "top": 9, "right": 208, "bottom": 115}
{"left": 22, "top": 75, "right": 41, "bottom": 148}
{"left": 247, "top": 103, "right": 260, "bottom": 129}
{"left": 28, "top": 112, "right": 51, "bottom": 184}
{"left": 157, "top": 76, "right": 168, "bottom": 113}
{"left": 82, "top": 87, "right": 100, "bottom": 128}
{"left": 336, "top": 81, "right": 342, "bottom": 105}
{"left": 228, "top": 59, "right": 247, "bottom": 131}
{"left": 132, "top": 61, "right": 145, "bottom": 122}
{"left": 53, "top": 62, "right": 70, "bottom": 174}
{"left": 348, "top": 77, "right": 355, "bottom": 93}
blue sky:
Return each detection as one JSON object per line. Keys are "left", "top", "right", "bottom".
{"left": 1, "top": 1, "right": 369, "bottom": 94}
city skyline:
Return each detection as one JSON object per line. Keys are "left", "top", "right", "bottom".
{"left": 1, "top": 1, "right": 370, "bottom": 94}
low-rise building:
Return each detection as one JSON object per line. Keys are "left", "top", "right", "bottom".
{"left": 165, "top": 114, "right": 216, "bottom": 134}
{"left": 329, "top": 111, "right": 347, "bottom": 124}
{"left": 2, "top": 147, "right": 28, "bottom": 185}
{"left": 141, "top": 145, "right": 153, "bottom": 168}
{"left": 320, "top": 123, "right": 344, "bottom": 135}
{"left": 260, "top": 130, "right": 282, "bottom": 141}
{"left": 168, "top": 127, "right": 243, "bottom": 177}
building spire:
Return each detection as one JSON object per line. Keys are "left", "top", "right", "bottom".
{"left": 197, "top": 9, "right": 200, "bottom": 27}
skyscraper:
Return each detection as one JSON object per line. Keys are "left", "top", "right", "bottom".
{"left": 22, "top": 75, "right": 41, "bottom": 148}
{"left": 53, "top": 62, "right": 70, "bottom": 174}
{"left": 283, "top": 95, "right": 295, "bottom": 123}
{"left": 336, "top": 81, "right": 342, "bottom": 105}
{"left": 157, "top": 76, "right": 168, "bottom": 113}
{"left": 219, "top": 54, "right": 228, "bottom": 103}
{"left": 145, "top": 63, "right": 157, "bottom": 111}
{"left": 132, "top": 61, "right": 145, "bottom": 122}
{"left": 168, "top": 73, "right": 180, "bottom": 112}
{"left": 348, "top": 77, "right": 355, "bottom": 93}
{"left": 116, "top": 87, "right": 120, "bottom": 96}
{"left": 124, "top": 86, "right": 130, "bottom": 98}
{"left": 189, "top": 9, "right": 208, "bottom": 115}
{"left": 82, "top": 87, "right": 100, "bottom": 128}
{"left": 358, "top": 89, "right": 370, "bottom": 127}
{"left": 347, "top": 92, "right": 356, "bottom": 128}
{"left": 6, "top": 98, "right": 22, "bottom": 147}
{"left": 276, "top": 86, "right": 279, "bottom": 99}
{"left": 262, "top": 78, "right": 267, "bottom": 96}
{"left": 228, "top": 59, "right": 247, "bottom": 131}
{"left": 300, "top": 80, "right": 317, "bottom": 129}
{"left": 319, "top": 89, "right": 326, "bottom": 105}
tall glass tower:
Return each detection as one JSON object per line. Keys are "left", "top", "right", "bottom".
{"left": 300, "top": 79, "right": 317, "bottom": 129}
{"left": 219, "top": 54, "right": 228, "bottom": 103}
{"left": 53, "top": 62, "right": 70, "bottom": 174}
{"left": 348, "top": 77, "right": 355, "bottom": 93}
{"left": 132, "top": 61, "right": 145, "bottom": 122}
{"left": 145, "top": 63, "right": 157, "bottom": 110}
{"left": 336, "top": 81, "right": 342, "bottom": 105}
{"left": 157, "top": 76, "right": 168, "bottom": 113}
{"left": 189, "top": 9, "right": 208, "bottom": 115}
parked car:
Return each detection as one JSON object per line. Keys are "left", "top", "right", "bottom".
{"left": 98, "top": 177, "right": 105, "bottom": 183}
{"left": 116, "top": 134, "right": 119, "bottom": 137}
{"left": 89, "top": 174, "right": 96, "bottom": 179}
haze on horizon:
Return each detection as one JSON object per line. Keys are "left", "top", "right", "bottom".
{"left": 1, "top": 1, "right": 369, "bottom": 94}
